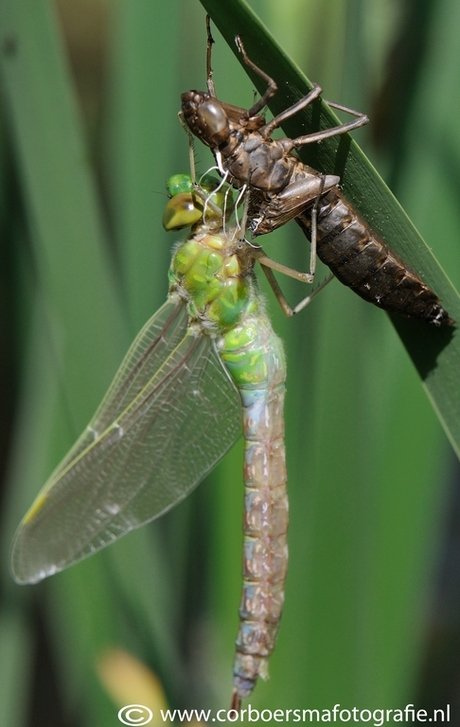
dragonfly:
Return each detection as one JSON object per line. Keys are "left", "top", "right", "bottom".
{"left": 181, "top": 18, "right": 453, "bottom": 326}
{"left": 11, "top": 172, "right": 288, "bottom": 708}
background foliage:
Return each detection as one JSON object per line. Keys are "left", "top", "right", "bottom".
{"left": 0, "top": 0, "right": 459, "bottom": 724}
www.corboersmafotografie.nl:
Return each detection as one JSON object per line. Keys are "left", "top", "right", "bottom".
{"left": 157, "top": 702, "right": 451, "bottom": 725}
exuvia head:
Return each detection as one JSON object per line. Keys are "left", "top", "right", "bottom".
{"left": 181, "top": 91, "right": 230, "bottom": 147}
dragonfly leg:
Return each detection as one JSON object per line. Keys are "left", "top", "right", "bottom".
{"left": 290, "top": 273, "right": 334, "bottom": 315}
{"left": 249, "top": 172, "right": 333, "bottom": 303}
{"left": 260, "top": 262, "right": 334, "bottom": 317}
{"left": 260, "top": 264, "right": 298, "bottom": 317}
{"left": 306, "top": 170, "right": 329, "bottom": 280}
{"left": 233, "top": 35, "right": 368, "bottom": 142}
{"left": 252, "top": 166, "right": 326, "bottom": 286}
{"left": 234, "top": 35, "right": 278, "bottom": 116}
{"left": 205, "top": 15, "right": 217, "bottom": 97}
{"left": 290, "top": 101, "right": 369, "bottom": 148}
{"left": 235, "top": 34, "right": 323, "bottom": 127}
{"left": 326, "top": 98, "right": 369, "bottom": 119}
{"left": 261, "top": 85, "right": 323, "bottom": 138}
{"left": 178, "top": 111, "right": 199, "bottom": 186}
{"left": 291, "top": 118, "right": 368, "bottom": 148}
{"left": 254, "top": 248, "right": 314, "bottom": 284}
{"left": 254, "top": 168, "right": 331, "bottom": 317}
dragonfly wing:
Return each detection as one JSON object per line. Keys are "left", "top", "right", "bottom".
{"left": 49, "top": 298, "right": 191, "bottom": 475}
{"left": 11, "top": 300, "right": 241, "bottom": 584}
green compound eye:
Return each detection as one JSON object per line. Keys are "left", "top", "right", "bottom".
{"left": 163, "top": 173, "right": 234, "bottom": 232}
{"left": 199, "top": 174, "right": 233, "bottom": 209}
{"left": 166, "top": 173, "right": 193, "bottom": 197}
{"left": 162, "top": 192, "right": 203, "bottom": 231}
{"left": 166, "top": 173, "right": 233, "bottom": 221}
{"left": 199, "top": 173, "right": 220, "bottom": 193}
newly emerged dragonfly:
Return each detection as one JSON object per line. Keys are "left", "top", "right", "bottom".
{"left": 181, "top": 19, "right": 453, "bottom": 326}
{"left": 11, "top": 173, "right": 289, "bottom": 707}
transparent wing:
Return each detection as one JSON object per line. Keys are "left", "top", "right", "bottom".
{"left": 51, "top": 298, "right": 191, "bottom": 474}
{"left": 11, "top": 297, "right": 241, "bottom": 584}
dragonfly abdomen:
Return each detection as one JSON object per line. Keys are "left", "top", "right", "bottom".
{"left": 298, "top": 190, "right": 453, "bottom": 325}
{"left": 219, "top": 315, "right": 288, "bottom": 701}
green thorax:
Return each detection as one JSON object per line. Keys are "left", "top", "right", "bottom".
{"left": 169, "top": 223, "right": 285, "bottom": 391}
{"left": 169, "top": 226, "right": 258, "bottom": 331}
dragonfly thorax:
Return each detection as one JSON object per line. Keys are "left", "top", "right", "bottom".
{"left": 169, "top": 231, "right": 256, "bottom": 330}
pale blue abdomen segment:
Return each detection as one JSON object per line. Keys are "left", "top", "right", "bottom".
{"left": 219, "top": 314, "right": 288, "bottom": 700}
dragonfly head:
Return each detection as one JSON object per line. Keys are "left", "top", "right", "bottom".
{"left": 163, "top": 173, "right": 230, "bottom": 232}
{"left": 181, "top": 91, "right": 231, "bottom": 148}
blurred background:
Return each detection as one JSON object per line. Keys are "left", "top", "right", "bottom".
{"left": 1, "top": 0, "right": 459, "bottom": 724}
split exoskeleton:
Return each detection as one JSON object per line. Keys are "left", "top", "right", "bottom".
{"left": 181, "top": 18, "right": 453, "bottom": 326}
